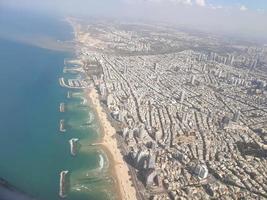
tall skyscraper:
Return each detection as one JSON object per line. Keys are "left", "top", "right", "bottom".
{"left": 230, "top": 55, "right": 235, "bottom": 65}
{"left": 191, "top": 75, "right": 196, "bottom": 85}
{"left": 124, "top": 65, "right": 127, "bottom": 74}
{"left": 154, "top": 62, "right": 158, "bottom": 71}
{"left": 180, "top": 91, "right": 185, "bottom": 103}
{"left": 202, "top": 64, "right": 206, "bottom": 72}
{"left": 233, "top": 110, "right": 241, "bottom": 122}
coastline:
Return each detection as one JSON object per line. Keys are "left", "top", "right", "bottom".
{"left": 86, "top": 87, "right": 137, "bottom": 200}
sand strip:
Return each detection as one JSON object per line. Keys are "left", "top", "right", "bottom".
{"left": 87, "top": 87, "right": 137, "bottom": 200}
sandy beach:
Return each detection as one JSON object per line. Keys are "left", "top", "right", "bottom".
{"left": 87, "top": 87, "right": 137, "bottom": 200}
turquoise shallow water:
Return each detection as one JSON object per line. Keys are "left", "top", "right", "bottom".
{"left": 0, "top": 10, "right": 116, "bottom": 200}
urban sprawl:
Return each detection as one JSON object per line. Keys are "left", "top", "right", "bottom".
{"left": 63, "top": 18, "right": 267, "bottom": 200}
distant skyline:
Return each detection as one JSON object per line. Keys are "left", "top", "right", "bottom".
{"left": 1, "top": 0, "right": 267, "bottom": 42}
{"left": 208, "top": 0, "right": 267, "bottom": 11}
{"left": 126, "top": 0, "right": 267, "bottom": 12}
{"left": 2, "top": 0, "right": 266, "bottom": 13}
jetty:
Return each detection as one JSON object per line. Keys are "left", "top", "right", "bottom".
{"left": 63, "top": 66, "right": 84, "bottom": 73}
{"left": 59, "top": 119, "right": 66, "bottom": 132}
{"left": 59, "top": 103, "right": 65, "bottom": 112}
{"left": 59, "top": 170, "right": 69, "bottom": 198}
{"left": 59, "top": 77, "right": 89, "bottom": 89}
{"left": 67, "top": 91, "right": 71, "bottom": 99}
{"left": 69, "top": 138, "right": 79, "bottom": 156}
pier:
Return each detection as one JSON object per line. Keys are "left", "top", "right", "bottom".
{"left": 59, "top": 77, "right": 89, "bottom": 89}
{"left": 63, "top": 66, "right": 84, "bottom": 73}
{"left": 69, "top": 138, "right": 79, "bottom": 156}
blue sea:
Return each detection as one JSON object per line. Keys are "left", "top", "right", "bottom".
{"left": 0, "top": 9, "right": 116, "bottom": 200}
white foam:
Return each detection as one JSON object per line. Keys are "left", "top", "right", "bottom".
{"left": 80, "top": 97, "right": 87, "bottom": 105}
{"left": 98, "top": 154, "right": 104, "bottom": 170}
{"left": 88, "top": 112, "right": 94, "bottom": 124}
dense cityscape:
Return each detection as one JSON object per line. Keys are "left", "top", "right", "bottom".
{"left": 1, "top": 0, "right": 267, "bottom": 199}
{"left": 62, "top": 18, "right": 267, "bottom": 200}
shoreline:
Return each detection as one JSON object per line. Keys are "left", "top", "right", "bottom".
{"left": 85, "top": 87, "right": 137, "bottom": 200}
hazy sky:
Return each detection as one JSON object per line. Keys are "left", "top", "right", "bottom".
{"left": 1, "top": 0, "right": 267, "bottom": 41}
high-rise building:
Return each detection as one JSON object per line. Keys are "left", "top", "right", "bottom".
{"left": 202, "top": 64, "right": 206, "bottom": 72}
{"left": 198, "top": 54, "right": 202, "bottom": 61}
{"left": 182, "top": 112, "right": 188, "bottom": 123}
{"left": 251, "top": 59, "right": 258, "bottom": 69}
{"left": 233, "top": 110, "right": 241, "bottom": 122}
{"left": 156, "top": 75, "right": 160, "bottom": 84}
{"left": 230, "top": 55, "right": 235, "bottom": 65}
{"left": 122, "top": 127, "right": 129, "bottom": 138}
{"left": 218, "top": 70, "right": 222, "bottom": 78}
{"left": 147, "top": 153, "right": 156, "bottom": 169}
{"left": 191, "top": 75, "right": 196, "bottom": 85}
{"left": 194, "top": 164, "right": 208, "bottom": 179}
{"left": 153, "top": 62, "right": 158, "bottom": 71}
{"left": 180, "top": 91, "right": 185, "bottom": 103}
{"left": 124, "top": 65, "right": 127, "bottom": 74}
{"left": 99, "top": 83, "right": 106, "bottom": 97}
{"left": 223, "top": 57, "right": 227, "bottom": 65}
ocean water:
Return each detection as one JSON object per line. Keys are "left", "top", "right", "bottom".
{"left": 0, "top": 10, "right": 116, "bottom": 200}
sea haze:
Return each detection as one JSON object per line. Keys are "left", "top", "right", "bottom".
{"left": 0, "top": 8, "right": 73, "bottom": 51}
